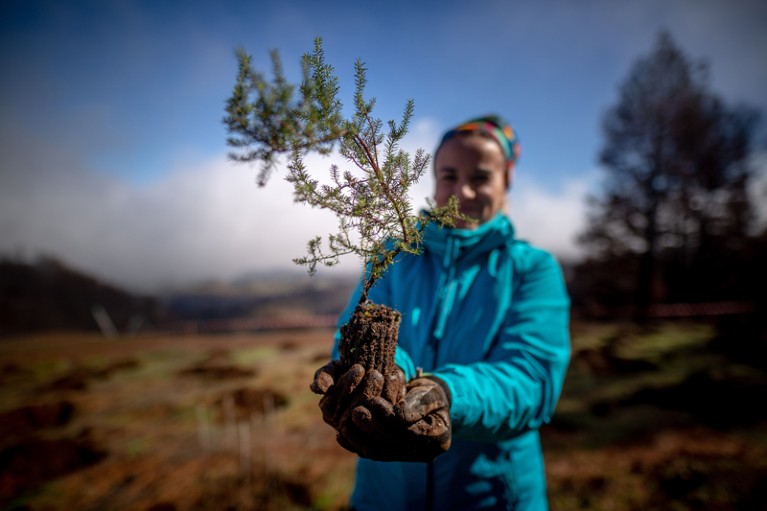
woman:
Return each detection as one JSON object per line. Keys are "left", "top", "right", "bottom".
{"left": 312, "top": 115, "right": 571, "bottom": 511}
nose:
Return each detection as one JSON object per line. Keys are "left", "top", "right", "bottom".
{"left": 457, "top": 182, "right": 476, "bottom": 201}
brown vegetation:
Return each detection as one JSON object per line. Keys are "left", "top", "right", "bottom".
{"left": 0, "top": 320, "right": 765, "bottom": 510}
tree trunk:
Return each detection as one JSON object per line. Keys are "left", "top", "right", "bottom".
{"left": 636, "top": 201, "right": 658, "bottom": 317}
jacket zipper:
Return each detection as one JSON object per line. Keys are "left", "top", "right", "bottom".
{"left": 426, "top": 235, "right": 458, "bottom": 511}
{"left": 426, "top": 461, "right": 434, "bottom": 511}
{"left": 426, "top": 304, "right": 442, "bottom": 511}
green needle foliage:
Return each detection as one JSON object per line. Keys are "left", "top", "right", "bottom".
{"left": 224, "top": 37, "right": 459, "bottom": 304}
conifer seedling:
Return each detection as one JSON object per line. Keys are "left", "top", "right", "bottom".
{"left": 224, "top": 38, "right": 459, "bottom": 376}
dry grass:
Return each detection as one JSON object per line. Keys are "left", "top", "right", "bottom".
{"left": 1, "top": 321, "right": 766, "bottom": 510}
{"left": 0, "top": 329, "right": 355, "bottom": 510}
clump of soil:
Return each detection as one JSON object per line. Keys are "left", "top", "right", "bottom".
{"left": 339, "top": 301, "right": 400, "bottom": 378}
{"left": 0, "top": 362, "right": 29, "bottom": 384}
{"left": 640, "top": 436, "right": 767, "bottom": 510}
{"left": 310, "top": 351, "right": 329, "bottom": 363}
{"left": 179, "top": 351, "right": 255, "bottom": 380}
{"left": 0, "top": 401, "right": 75, "bottom": 440}
{"left": 622, "top": 368, "right": 767, "bottom": 428}
{"left": 573, "top": 346, "right": 657, "bottom": 376}
{"left": 97, "top": 358, "right": 141, "bottom": 375}
{"left": 220, "top": 387, "right": 289, "bottom": 419}
{"left": 46, "top": 369, "right": 92, "bottom": 391}
{"left": 279, "top": 338, "right": 299, "bottom": 352}
{"left": 545, "top": 428, "right": 767, "bottom": 511}
{"left": 193, "top": 468, "right": 313, "bottom": 511}
{"left": 0, "top": 431, "right": 106, "bottom": 504}
{"left": 180, "top": 365, "right": 255, "bottom": 380}
{"left": 43, "top": 358, "right": 141, "bottom": 392}
{"left": 146, "top": 503, "right": 177, "bottom": 511}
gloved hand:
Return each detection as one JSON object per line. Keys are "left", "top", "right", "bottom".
{"left": 310, "top": 359, "right": 344, "bottom": 395}
{"left": 338, "top": 373, "right": 452, "bottom": 462}
{"left": 310, "top": 360, "right": 405, "bottom": 430}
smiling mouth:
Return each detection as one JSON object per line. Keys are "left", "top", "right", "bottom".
{"left": 459, "top": 208, "right": 482, "bottom": 220}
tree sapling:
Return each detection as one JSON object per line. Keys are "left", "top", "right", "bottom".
{"left": 224, "top": 38, "right": 459, "bottom": 378}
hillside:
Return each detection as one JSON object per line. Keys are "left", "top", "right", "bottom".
{"left": 0, "top": 257, "right": 159, "bottom": 335}
{"left": 0, "top": 256, "right": 359, "bottom": 336}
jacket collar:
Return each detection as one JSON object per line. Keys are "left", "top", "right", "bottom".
{"left": 423, "top": 212, "right": 515, "bottom": 261}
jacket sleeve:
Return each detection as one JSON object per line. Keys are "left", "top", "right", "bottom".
{"left": 431, "top": 249, "right": 571, "bottom": 441}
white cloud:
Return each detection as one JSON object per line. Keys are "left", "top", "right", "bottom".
{"left": 508, "top": 173, "right": 594, "bottom": 263}
{"left": 0, "top": 124, "right": 354, "bottom": 292}
{"left": 0, "top": 118, "right": 440, "bottom": 293}
{"left": 0, "top": 117, "right": 594, "bottom": 293}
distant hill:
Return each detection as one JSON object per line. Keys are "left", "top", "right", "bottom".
{"left": 158, "top": 272, "right": 358, "bottom": 321}
{"left": 0, "top": 256, "right": 360, "bottom": 335}
{"left": 0, "top": 256, "right": 160, "bottom": 335}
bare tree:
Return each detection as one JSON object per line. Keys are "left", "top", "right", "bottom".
{"left": 578, "top": 30, "right": 760, "bottom": 310}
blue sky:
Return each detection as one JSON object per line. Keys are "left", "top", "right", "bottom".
{"left": 1, "top": 0, "right": 766, "bottom": 292}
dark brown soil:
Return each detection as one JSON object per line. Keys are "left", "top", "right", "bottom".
{"left": 0, "top": 330, "right": 347, "bottom": 510}
{"left": 180, "top": 365, "right": 255, "bottom": 379}
{"left": 146, "top": 503, "right": 177, "bottom": 511}
{"left": 0, "top": 362, "right": 29, "bottom": 382}
{"left": 0, "top": 401, "right": 75, "bottom": 440}
{"left": 192, "top": 468, "right": 313, "bottom": 510}
{"left": 544, "top": 428, "right": 767, "bottom": 511}
{"left": 648, "top": 446, "right": 767, "bottom": 509}
{"left": 179, "top": 351, "right": 256, "bottom": 380}
{"left": 339, "top": 301, "right": 400, "bottom": 378}
{"left": 219, "top": 387, "right": 289, "bottom": 419}
{"left": 0, "top": 432, "right": 106, "bottom": 504}
{"left": 4, "top": 324, "right": 762, "bottom": 510}
{"left": 42, "top": 357, "right": 141, "bottom": 392}
{"left": 279, "top": 338, "right": 300, "bottom": 352}
{"left": 45, "top": 368, "right": 92, "bottom": 391}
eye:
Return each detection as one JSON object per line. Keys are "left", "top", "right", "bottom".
{"left": 439, "top": 173, "right": 457, "bottom": 182}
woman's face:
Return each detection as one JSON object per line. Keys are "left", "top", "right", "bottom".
{"left": 434, "top": 134, "right": 508, "bottom": 229}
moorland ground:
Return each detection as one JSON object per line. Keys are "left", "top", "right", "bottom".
{"left": 1, "top": 319, "right": 766, "bottom": 510}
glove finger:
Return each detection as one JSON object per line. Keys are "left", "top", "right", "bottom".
{"left": 367, "top": 395, "right": 396, "bottom": 420}
{"left": 310, "top": 359, "right": 342, "bottom": 395}
{"left": 341, "top": 420, "right": 400, "bottom": 462}
{"left": 338, "top": 420, "right": 379, "bottom": 459}
{"left": 406, "top": 409, "right": 452, "bottom": 458}
{"left": 408, "top": 376, "right": 452, "bottom": 405}
{"left": 406, "top": 408, "right": 451, "bottom": 439}
{"left": 348, "top": 406, "right": 452, "bottom": 463}
{"left": 382, "top": 367, "right": 406, "bottom": 404}
{"left": 361, "top": 369, "right": 385, "bottom": 400}
{"left": 335, "top": 429, "right": 360, "bottom": 455}
{"left": 319, "top": 364, "right": 364, "bottom": 427}
{"left": 398, "top": 384, "right": 449, "bottom": 423}
{"left": 351, "top": 399, "right": 396, "bottom": 437}
{"left": 336, "top": 370, "right": 384, "bottom": 427}
{"left": 318, "top": 393, "right": 338, "bottom": 427}
{"left": 351, "top": 405, "right": 379, "bottom": 435}
{"left": 334, "top": 363, "right": 365, "bottom": 400}
{"left": 406, "top": 377, "right": 435, "bottom": 389}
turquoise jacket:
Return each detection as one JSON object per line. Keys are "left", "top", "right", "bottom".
{"left": 331, "top": 213, "right": 571, "bottom": 511}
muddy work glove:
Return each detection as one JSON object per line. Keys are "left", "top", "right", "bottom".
{"left": 310, "top": 360, "right": 405, "bottom": 431}
{"left": 340, "top": 373, "right": 452, "bottom": 463}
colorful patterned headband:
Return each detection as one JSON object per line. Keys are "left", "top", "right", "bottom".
{"left": 439, "top": 115, "right": 520, "bottom": 166}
